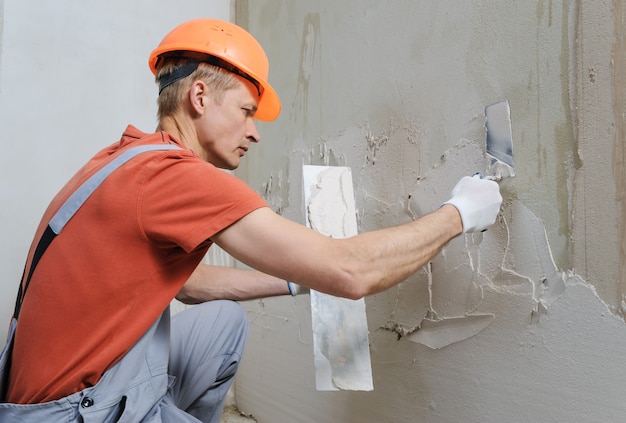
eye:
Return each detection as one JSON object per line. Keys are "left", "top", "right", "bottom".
{"left": 242, "top": 106, "right": 257, "bottom": 118}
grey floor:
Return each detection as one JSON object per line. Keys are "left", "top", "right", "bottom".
{"left": 219, "top": 385, "right": 256, "bottom": 422}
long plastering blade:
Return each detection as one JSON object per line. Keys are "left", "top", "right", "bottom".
{"left": 302, "top": 165, "right": 374, "bottom": 391}
{"left": 485, "top": 99, "right": 515, "bottom": 179}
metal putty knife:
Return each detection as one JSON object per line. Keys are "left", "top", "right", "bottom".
{"left": 302, "top": 165, "right": 374, "bottom": 391}
{"left": 485, "top": 99, "right": 515, "bottom": 179}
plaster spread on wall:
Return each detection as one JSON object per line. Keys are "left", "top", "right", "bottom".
{"left": 288, "top": 131, "right": 617, "bottom": 354}
{"left": 365, "top": 130, "right": 389, "bottom": 165}
{"left": 380, "top": 139, "right": 583, "bottom": 349}
{"left": 261, "top": 170, "right": 287, "bottom": 215}
{"left": 405, "top": 314, "right": 495, "bottom": 350}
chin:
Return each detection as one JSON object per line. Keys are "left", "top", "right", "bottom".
{"left": 212, "top": 158, "right": 239, "bottom": 170}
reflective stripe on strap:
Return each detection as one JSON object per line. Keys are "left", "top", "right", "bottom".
{"left": 49, "top": 144, "right": 182, "bottom": 234}
{"left": 14, "top": 143, "right": 182, "bottom": 319}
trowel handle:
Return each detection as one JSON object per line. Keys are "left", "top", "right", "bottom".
{"left": 473, "top": 172, "right": 498, "bottom": 181}
{"left": 474, "top": 171, "right": 488, "bottom": 232}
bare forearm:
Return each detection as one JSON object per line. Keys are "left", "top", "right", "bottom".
{"left": 213, "top": 205, "right": 462, "bottom": 300}
{"left": 346, "top": 204, "right": 462, "bottom": 296}
{"left": 176, "top": 264, "right": 290, "bottom": 303}
{"left": 283, "top": 204, "right": 461, "bottom": 298}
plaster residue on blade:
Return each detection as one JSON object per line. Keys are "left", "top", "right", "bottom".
{"left": 304, "top": 165, "right": 373, "bottom": 391}
{"left": 485, "top": 100, "right": 515, "bottom": 178}
{"left": 310, "top": 293, "right": 373, "bottom": 390}
{"left": 306, "top": 167, "right": 357, "bottom": 236}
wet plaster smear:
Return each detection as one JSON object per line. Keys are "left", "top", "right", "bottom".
{"left": 231, "top": 1, "right": 626, "bottom": 422}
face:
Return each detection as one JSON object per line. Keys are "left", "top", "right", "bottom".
{"left": 194, "top": 77, "right": 261, "bottom": 169}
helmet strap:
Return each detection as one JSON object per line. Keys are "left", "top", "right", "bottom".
{"left": 158, "top": 61, "right": 201, "bottom": 95}
{"left": 157, "top": 53, "right": 262, "bottom": 98}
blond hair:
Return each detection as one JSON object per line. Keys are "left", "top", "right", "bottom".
{"left": 155, "top": 58, "right": 240, "bottom": 120}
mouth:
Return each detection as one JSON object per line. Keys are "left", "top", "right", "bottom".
{"left": 238, "top": 146, "right": 248, "bottom": 156}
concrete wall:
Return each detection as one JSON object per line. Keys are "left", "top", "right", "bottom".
{"left": 0, "top": 1, "right": 229, "bottom": 331}
{"left": 233, "top": 1, "right": 626, "bottom": 421}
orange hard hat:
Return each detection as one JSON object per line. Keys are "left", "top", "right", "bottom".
{"left": 149, "top": 18, "right": 281, "bottom": 121}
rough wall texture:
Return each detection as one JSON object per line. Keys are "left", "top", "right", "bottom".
{"left": 232, "top": 1, "right": 626, "bottom": 422}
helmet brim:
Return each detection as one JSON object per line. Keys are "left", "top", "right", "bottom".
{"left": 254, "top": 79, "right": 281, "bottom": 122}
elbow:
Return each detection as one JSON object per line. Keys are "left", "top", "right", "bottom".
{"left": 333, "top": 273, "right": 369, "bottom": 300}
{"left": 344, "top": 288, "right": 366, "bottom": 301}
{"left": 309, "top": 239, "right": 373, "bottom": 300}
{"left": 321, "top": 253, "right": 372, "bottom": 300}
{"left": 175, "top": 287, "right": 201, "bottom": 305}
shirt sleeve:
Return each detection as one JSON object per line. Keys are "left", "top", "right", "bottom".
{"left": 138, "top": 154, "right": 268, "bottom": 253}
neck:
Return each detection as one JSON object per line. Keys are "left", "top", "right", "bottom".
{"left": 156, "top": 115, "right": 204, "bottom": 160}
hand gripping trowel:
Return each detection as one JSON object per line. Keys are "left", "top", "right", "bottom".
{"left": 302, "top": 165, "right": 374, "bottom": 391}
{"left": 399, "top": 100, "right": 515, "bottom": 350}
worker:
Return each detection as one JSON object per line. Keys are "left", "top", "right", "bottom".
{"left": 0, "top": 18, "right": 502, "bottom": 422}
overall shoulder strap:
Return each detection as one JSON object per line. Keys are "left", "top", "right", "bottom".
{"left": 13, "top": 144, "right": 182, "bottom": 319}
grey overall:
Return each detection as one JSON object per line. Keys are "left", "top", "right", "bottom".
{"left": 0, "top": 145, "right": 249, "bottom": 422}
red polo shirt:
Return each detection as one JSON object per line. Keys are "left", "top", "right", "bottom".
{"left": 7, "top": 125, "right": 267, "bottom": 404}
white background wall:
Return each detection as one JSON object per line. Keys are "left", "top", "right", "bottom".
{"left": 0, "top": 0, "right": 229, "bottom": 341}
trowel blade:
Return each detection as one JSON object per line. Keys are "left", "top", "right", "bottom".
{"left": 485, "top": 100, "right": 515, "bottom": 178}
{"left": 303, "top": 165, "right": 374, "bottom": 391}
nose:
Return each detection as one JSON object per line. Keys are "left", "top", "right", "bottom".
{"left": 247, "top": 118, "right": 260, "bottom": 143}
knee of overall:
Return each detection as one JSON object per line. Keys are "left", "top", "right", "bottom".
{"left": 216, "top": 300, "right": 248, "bottom": 337}
{"left": 199, "top": 300, "right": 249, "bottom": 346}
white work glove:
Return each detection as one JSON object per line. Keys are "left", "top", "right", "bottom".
{"left": 442, "top": 175, "right": 503, "bottom": 233}
{"left": 287, "top": 281, "right": 310, "bottom": 296}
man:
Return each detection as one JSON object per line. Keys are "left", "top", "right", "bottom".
{"left": 0, "top": 18, "right": 501, "bottom": 422}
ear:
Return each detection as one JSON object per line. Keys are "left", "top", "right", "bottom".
{"left": 188, "top": 80, "right": 208, "bottom": 116}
